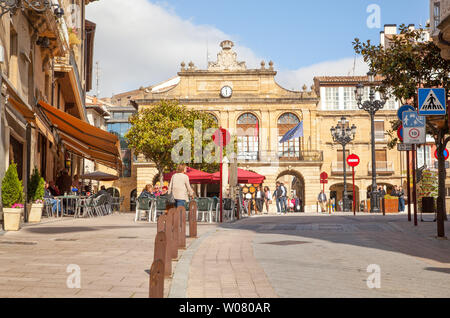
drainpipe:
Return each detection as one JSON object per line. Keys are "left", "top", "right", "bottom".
{"left": 24, "top": 123, "right": 32, "bottom": 223}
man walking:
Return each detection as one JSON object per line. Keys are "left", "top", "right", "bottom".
{"left": 318, "top": 190, "right": 327, "bottom": 213}
{"left": 280, "top": 183, "right": 288, "bottom": 214}
{"left": 274, "top": 182, "right": 282, "bottom": 215}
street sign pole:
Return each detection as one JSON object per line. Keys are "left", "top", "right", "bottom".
{"left": 352, "top": 166, "right": 356, "bottom": 216}
{"left": 219, "top": 128, "right": 224, "bottom": 223}
{"left": 407, "top": 150, "right": 411, "bottom": 222}
{"left": 412, "top": 145, "right": 418, "bottom": 226}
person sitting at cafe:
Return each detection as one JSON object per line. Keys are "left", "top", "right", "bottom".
{"left": 138, "top": 184, "right": 154, "bottom": 200}
{"left": 56, "top": 169, "right": 73, "bottom": 195}
{"left": 153, "top": 185, "right": 161, "bottom": 197}
{"left": 48, "top": 181, "right": 60, "bottom": 196}
{"left": 44, "top": 181, "right": 61, "bottom": 215}
{"left": 159, "top": 186, "right": 169, "bottom": 199}
{"left": 94, "top": 185, "right": 108, "bottom": 198}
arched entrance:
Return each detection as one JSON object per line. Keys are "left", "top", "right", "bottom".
{"left": 276, "top": 170, "right": 305, "bottom": 212}
{"left": 130, "top": 189, "right": 137, "bottom": 211}
{"left": 329, "top": 183, "right": 360, "bottom": 211}
{"left": 106, "top": 187, "right": 120, "bottom": 197}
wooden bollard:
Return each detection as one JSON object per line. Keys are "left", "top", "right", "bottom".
{"left": 167, "top": 208, "right": 178, "bottom": 260}
{"left": 189, "top": 201, "right": 197, "bottom": 238}
{"left": 149, "top": 259, "right": 164, "bottom": 298}
{"left": 177, "top": 206, "right": 186, "bottom": 249}
{"left": 171, "top": 207, "right": 179, "bottom": 258}
{"left": 156, "top": 217, "right": 171, "bottom": 277}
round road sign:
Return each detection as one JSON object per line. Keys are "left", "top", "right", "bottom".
{"left": 435, "top": 149, "right": 449, "bottom": 160}
{"left": 347, "top": 154, "right": 360, "bottom": 167}
{"left": 397, "top": 105, "right": 415, "bottom": 121}
{"left": 397, "top": 124, "right": 403, "bottom": 142}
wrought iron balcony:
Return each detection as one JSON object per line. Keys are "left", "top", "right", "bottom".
{"left": 331, "top": 161, "right": 352, "bottom": 174}
{"left": 368, "top": 161, "right": 394, "bottom": 174}
{"left": 236, "top": 150, "right": 323, "bottom": 163}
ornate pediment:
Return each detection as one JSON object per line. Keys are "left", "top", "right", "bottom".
{"left": 208, "top": 40, "right": 247, "bottom": 71}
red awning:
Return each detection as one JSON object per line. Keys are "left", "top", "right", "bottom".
{"left": 212, "top": 168, "right": 265, "bottom": 184}
{"left": 164, "top": 167, "right": 214, "bottom": 184}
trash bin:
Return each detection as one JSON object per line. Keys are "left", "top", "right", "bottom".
{"left": 422, "top": 197, "right": 435, "bottom": 213}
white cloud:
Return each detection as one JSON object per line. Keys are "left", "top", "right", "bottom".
{"left": 86, "top": 0, "right": 369, "bottom": 97}
{"left": 275, "top": 57, "right": 370, "bottom": 91}
{"left": 86, "top": 0, "right": 261, "bottom": 97}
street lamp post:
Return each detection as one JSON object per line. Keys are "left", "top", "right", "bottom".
{"left": 331, "top": 117, "right": 356, "bottom": 212}
{"left": 355, "top": 71, "right": 387, "bottom": 213}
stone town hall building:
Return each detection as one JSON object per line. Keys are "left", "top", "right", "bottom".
{"left": 105, "top": 40, "right": 408, "bottom": 212}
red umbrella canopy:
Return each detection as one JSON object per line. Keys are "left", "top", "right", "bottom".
{"left": 212, "top": 168, "right": 265, "bottom": 184}
{"left": 164, "top": 167, "right": 214, "bottom": 184}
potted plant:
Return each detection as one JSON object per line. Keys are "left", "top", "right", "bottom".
{"left": 27, "top": 167, "right": 45, "bottom": 223}
{"left": 1, "top": 162, "right": 24, "bottom": 231}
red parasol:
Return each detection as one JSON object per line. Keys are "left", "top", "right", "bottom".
{"left": 212, "top": 168, "right": 265, "bottom": 184}
{"left": 164, "top": 167, "right": 214, "bottom": 184}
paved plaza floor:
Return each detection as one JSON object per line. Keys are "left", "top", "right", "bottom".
{"left": 0, "top": 212, "right": 449, "bottom": 298}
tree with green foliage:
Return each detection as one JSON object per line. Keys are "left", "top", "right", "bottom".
{"left": 125, "top": 99, "right": 219, "bottom": 185}
{"left": 353, "top": 24, "right": 450, "bottom": 237}
{"left": 27, "top": 167, "right": 45, "bottom": 203}
{"left": 1, "top": 162, "right": 24, "bottom": 208}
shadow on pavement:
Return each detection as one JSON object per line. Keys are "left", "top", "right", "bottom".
{"left": 22, "top": 225, "right": 154, "bottom": 234}
{"left": 425, "top": 267, "right": 450, "bottom": 274}
{"left": 218, "top": 214, "right": 450, "bottom": 265}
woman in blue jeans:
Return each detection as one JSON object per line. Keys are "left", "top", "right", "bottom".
{"left": 168, "top": 164, "right": 194, "bottom": 208}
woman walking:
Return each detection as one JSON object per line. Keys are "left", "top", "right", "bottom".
{"left": 255, "top": 186, "right": 264, "bottom": 215}
{"left": 264, "top": 186, "right": 272, "bottom": 214}
{"left": 168, "top": 164, "right": 194, "bottom": 208}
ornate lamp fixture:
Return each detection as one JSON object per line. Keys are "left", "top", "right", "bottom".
{"left": 355, "top": 71, "right": 388, "bottom": 213}
{"left": 0, "top": 0, "right": 64, "bottom": 18}
{"left": 331, "top": 117, "right": 356, "bottom": 212}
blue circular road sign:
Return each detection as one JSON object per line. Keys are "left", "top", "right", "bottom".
{"left": 397, "top": 105, "right": 416, "bottom": 121}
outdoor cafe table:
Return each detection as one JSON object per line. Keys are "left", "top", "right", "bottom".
{"left": 54, "top": 195, "right": 86, "bottom": 217}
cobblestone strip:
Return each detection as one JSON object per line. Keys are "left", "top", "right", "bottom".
{"left": 186, "top": 229, "right": 278, "bottom": 298}
{"left": 168, "top": 229, "right": 216, "bottom": 298}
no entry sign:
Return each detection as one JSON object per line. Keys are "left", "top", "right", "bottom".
{"left": 347, "top": 154, "right": 360, "bottom": 167}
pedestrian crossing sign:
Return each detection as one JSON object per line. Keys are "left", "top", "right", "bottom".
{"left": 418, "top": 88, "right": 446, "bottom": 116}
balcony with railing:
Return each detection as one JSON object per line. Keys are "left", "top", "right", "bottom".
{"left": 237, "top": 150, "right": 323, "bottom": 164}
{"left": 331, "top": 161, "right": 352, "bottom": 174}
{"left": 374, "top": 130, "right": 386, "bottom": 141}
{"left": 368, "top": 161, "right": 394, "bottom": 174}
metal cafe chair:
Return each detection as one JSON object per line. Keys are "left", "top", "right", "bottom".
{"left": 135, "top": 197, "right": 151, "bottom": 222}
{"left": 152, "top": 197, "right": 168, "bottom": 223}
{"left": 196, "top": 198, "right": 213, "bottom": 223}
{"left": 223, "top": 198, "right": 235, "bottom": 221}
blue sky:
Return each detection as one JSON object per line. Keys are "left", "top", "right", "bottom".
{"left": 162, "top": 0, "right": 429, "bottom": 70}
{"left": 87, "top": 0, "right": 430, "bottom": 97}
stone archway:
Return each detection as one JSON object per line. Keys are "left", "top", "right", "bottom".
{"left": 130, "top": 188, "right": 137, "bottom": 211}
{"left": 329, "top": 183, "right": 360, "bottom": 211}
{"left": 276, "top": 170, "right": 305, "bottom": 212}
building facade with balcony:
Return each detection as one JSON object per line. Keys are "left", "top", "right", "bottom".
{"left": 430, "top": 0, "right": 450, "bottom": 60}
{"left": 0, "top": 0, "right": 122, "bottom": 223}
{"left": 123, "top": 40, "right": 324, "bottom": 212}
{"left": 313, "top": 75, "right": 404, "bottom": 208}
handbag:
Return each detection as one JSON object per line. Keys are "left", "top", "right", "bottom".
{"left": 167, "top": 176, "right": 176, "bottom": 205}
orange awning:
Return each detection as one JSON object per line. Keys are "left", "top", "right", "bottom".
{"left": 38, "top": 100, "right": 122, "bottom": 170}
{"left": 7, "top": 97, "right": 56, "bottom": 145}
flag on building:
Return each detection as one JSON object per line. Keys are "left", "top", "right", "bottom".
{"left": 279, "top": 121, "right": 303, "bottom": 143}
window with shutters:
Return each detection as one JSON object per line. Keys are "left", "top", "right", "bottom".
{"left": 374, "top": 121, "right": 385, "bottom": 140}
